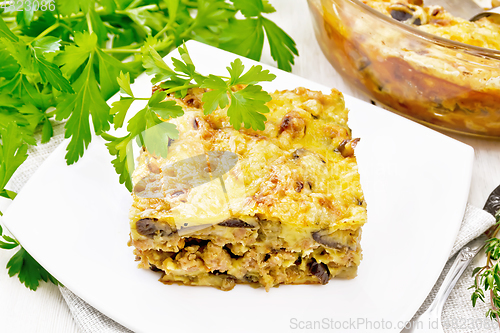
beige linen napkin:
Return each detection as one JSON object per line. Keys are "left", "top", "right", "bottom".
{"left": 415, "top": 206, "right": 499, "bottom": 333}
{"left": 4, "top": 123, "right": 499, "bottom": 333}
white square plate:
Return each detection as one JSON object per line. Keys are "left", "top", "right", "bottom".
{"left": 3, "top": 41, "right": 473, "bottom": 333}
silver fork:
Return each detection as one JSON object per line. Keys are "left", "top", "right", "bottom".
{"left": 424, "top": 0, "right": 500, "bottom": 21}
{"left": 401, "top": 234, "right": 488, "bottom": 332}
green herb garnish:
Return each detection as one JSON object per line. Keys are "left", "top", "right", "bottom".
{"left": 0, "top": 224, "right": 61, "bottom": 291}
{"left": 470, "top": 209, "right": 500, "bottom": 328}
{"left": 104, "top": 44, "right": 276, "bottom": 191}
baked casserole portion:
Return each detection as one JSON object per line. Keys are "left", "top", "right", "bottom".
{"left": 129, "top": 87, "right": 367, "bottom": 291}
{"left": 309, "top": 0, "right": 500, "bottom": 137}
{"left": 357, "top": 0, "right": 500, "bottom": 135}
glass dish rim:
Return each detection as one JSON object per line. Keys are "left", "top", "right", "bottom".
{"left": 315, "top": 0, "right": 500, "bottom": 58}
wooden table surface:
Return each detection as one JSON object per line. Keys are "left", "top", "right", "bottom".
{"left": 0, "top": 0, "right": 499, "bottom": 332}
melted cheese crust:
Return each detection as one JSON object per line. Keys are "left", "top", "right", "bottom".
{"left": 131, "top": 87, "right": 366, "bottom": 232}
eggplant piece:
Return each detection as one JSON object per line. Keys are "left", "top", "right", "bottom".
{"left": 312, "top": 230, "right": 356, "bottom": 251}
{"left": 136, "top": 218, "right": 173, "bottom": 238}
{"left": 218, "top": 218, "right": 254, "bottom": 228}
{"left": 149, "top": 264, "right": 162, "bottom": 272}
{"left": 390, "top": 9, "right": 413, "bottom": 22}
{"left": 193, "top": 117, "right": 200, "bottom": 130}
{"left": 309, "top": 260, "right": 330, "bottom": 285}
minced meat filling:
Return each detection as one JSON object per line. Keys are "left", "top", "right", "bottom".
{"left": 134, "top": 227, "right": 358, "bottom": 291}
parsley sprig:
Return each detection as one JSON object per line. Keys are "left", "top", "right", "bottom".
{"left": 0, "top": 123, "right": 28, "bottom": 203}
{"left": 104, "top": 44, "right": 276, "bottom": 191}
{"left": 470, "top": 209, "right": 500, "bottom": 328}
{"left": 0, "top": 0, "right": 296, "bottom": 291}
{"left": 0, "top": 224, "right": 61, "bottom": 290}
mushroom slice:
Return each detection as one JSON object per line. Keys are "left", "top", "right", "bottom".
{"left": 309, "top": 259, "right": 330, "bottom": 285}
{"left": 218, "top": 218, "right": 256, "bottom": 228}
{"left": 136, "top": 218, "right": 173, "bottom": 238}
{"left": 312, "top": 229, "right": 357, "bottom": 251}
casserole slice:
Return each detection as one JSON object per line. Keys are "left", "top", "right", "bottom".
{"left": 129, "top": 87, "right": 367, "bottom": 291}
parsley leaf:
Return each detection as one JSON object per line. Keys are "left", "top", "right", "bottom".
{"left": 55, "top": 32, "right": 97, "bottom": 77}
{"left": 56, "top": 56, "right": 111, "bottom": 164}
{"left": 228, "top": 84, "right": 271, "bottom": 130}
{"left": 54, "top": 31, "right": 139, "bottom": 164}
{"left": 117, "top": 71, "right": 134, "bottom": 97}
{"left": 0, "top": 122, "right": 29, "bottom": 191}
{"left": 107, "top": 88, "right": 183, "bottom": 186}
{"left": 55, "top": 0, "right": 81, "bottom": 17}
{"left": 17, "top": 104, "right": 45, "bottom": 133}
{"left": 142, "top": 122, "right": 179, "bottom": 158}
{"left": 102, "top": 133, "right": 134, "bottom": 191}
{"left": 1, "top": 34, "right": 72, "bottom": 93}
{"left": 219, "top": 18, "right": 264, "bottom": 61}
{"left": 95, "top": 49, "right": 130, "bottom": 100}
{"left": 201, "top": 75, "right": 229, "bottom": 113}
{"left": 261, "top": 17, "right": 298, "bottom": 72}
{"left": 0, "top": 38, "right": 36, "bottom": 75}
{"left": 0, "top": 49, "right": 20, "bottom": 79}
{"left": 88, "top": 9, "right": 108, "bottom": 43}
{"left": 0, "top": 189, "right": 17, "bottom": 200}
{"left": 126, "top": 101, "right": 159, "bottom": 137}
{"left": 232, "top": 0, "right": 275, "bottom": 17}
{"left": 229, "top": 60, "right": 275, "bottom": 85}
{"left": 111, "top": 97, "right": 134, "bottom": 130}
{"left": 148, "top": 91, "right": 184, "bottom": 119}
{"left": 7, "top": 247, "right": 61, "bottom": 291}
{"left": 17, "top": 0, "right": 36, "bottom": 26}
{"left": 33, "top": 51, "right": 74, "bottom": 93}
{"left": 0, "top": 225, "right": 19, "bottom": 248}
{"left": 143, "top": 46, "right": 178, "bottom": 84}
{"left": 201, "top": 58, "right": 275, "bottom": 130}
{"left": 32, "top": 36, "right": 61, "bottom": 54}
{"left": 0, "top": 18, "right": 18, "bottom": 42}
{"left": 41, "top": 119, "right": 54, "bottom": 144}
{"left": 103, "top": 134, "right": 134, "bottom": 190}
{"left": 17, "top": 76, "right": 52, "bottom": 111}
{"left": 219, "top": 0, "right": 298, "bottom": 70}
{"left": 100, "top": 0, "right": 118, "bottom": 13}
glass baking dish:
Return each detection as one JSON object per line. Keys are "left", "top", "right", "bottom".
{"left": 308, "top": 0, "right": 500, "bottom": 138}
